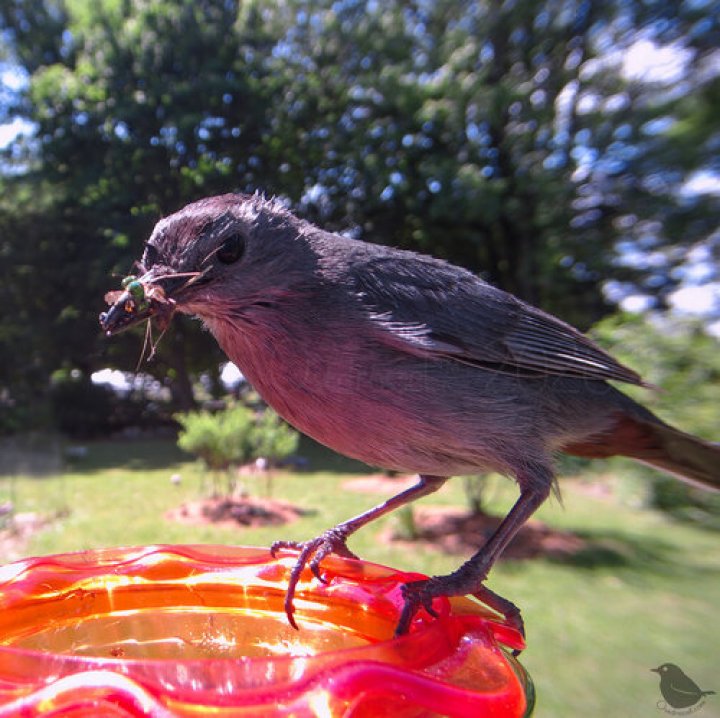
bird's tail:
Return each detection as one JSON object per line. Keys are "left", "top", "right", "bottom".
{"left": 564, "top": 413, "right": 720, "bottom": 492}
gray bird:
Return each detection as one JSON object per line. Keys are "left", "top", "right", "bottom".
{"left": 100, "top": 193, "right": 720, "bottom": 637}
{"left": 652, "top": 664, "right": 715, "bottom": 709}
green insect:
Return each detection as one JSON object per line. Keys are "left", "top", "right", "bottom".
{"left": 121, "top": 275, "right": 146, "bottom": 302}
{"left": 105, "top": 275, "right": 149, "bottom": 312}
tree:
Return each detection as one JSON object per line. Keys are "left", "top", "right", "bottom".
{"left": 269, "top": 0, "right": 718, "bottom": 325}
{"left": 0, "top": 0, "right": 285, "bottom": 414}
{"left": 1, "top": 0, "right": 717, "bottom": 431}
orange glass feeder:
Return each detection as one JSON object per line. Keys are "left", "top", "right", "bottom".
{"left": 0, "top": 545, "right": 533, "bottom": 716}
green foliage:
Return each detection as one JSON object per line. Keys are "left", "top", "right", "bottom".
{"left": 463, "top": 475, "right": 489, "bottom": 516}
{"left": 252, "top": 409, "right": 300, "bottom": 465}
{"left": 175, "top": 401, "right": 299, "bottom": 497}
{"left": 176, "top": 403, "right": 256, "bottom": 473}
{"left": 591, "top": 313, "right": 720, "bottom": 521}
{"left": 275, "top": 1, "right": 719, "bottom": 326}
{"left": 591, "top": 313, "right": 720, "bottom": 440}
{"left": 0, "top": 391, "right": 51, "bottom": 435}
{"left": 393, "top": 504, "right": 419, "bottom": 541}
{"left": 49, "top": 375, "right": 115, "bottom": 438}
{"left": 45, "top": 372, "right": 168, "bottom": 438}
{"left": 0, "top": 0, "right": 717, "bottom": 426}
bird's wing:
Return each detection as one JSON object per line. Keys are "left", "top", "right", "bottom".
{"left": 669, "top": 673, "right": 705, "bottom": 696}
{"left": 669, "top": 682, "right": 700, "bottom": 697}
{"left": 350, "top": 252, "right": 644, "bottom": 385}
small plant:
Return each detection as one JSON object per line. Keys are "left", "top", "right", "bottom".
{"left": 175, "top": 402, "right": 299, "bottom": 497}
{"left": 394, "top": 504, "right": 419, "bottom": 540}
{"left": 463, "top": 475, "right": 487, "bottom": 516}
{"left": 176, "top": 403, "right": 255, "bottom": 496}
{"left": 251, "top": 408, "right": 300, "bottom": 497}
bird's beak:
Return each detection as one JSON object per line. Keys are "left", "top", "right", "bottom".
{"left": 650, "top": 668, "right": 660, "bottom": 673}
{"left": 99, "top": 266, "right": 179, "bottom": 336}
{"left": 99, "top": 294, "right": 150, "bottom": 335}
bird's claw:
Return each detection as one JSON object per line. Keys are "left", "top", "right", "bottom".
{"left": 395, "top": 576, "right": 526, "bottom": 655}
{"left": 470, "top": 583, "right": 525, "bottom": 654}
{"left": 395, "top": 579, "right": 441, "bottom": 637}
{"left": 271, "top": 527, "right": 359, "bottom": 630}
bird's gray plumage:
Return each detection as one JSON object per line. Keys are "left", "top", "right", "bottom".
{"left": 100, "top": 192, "right": 720, "bottom": 637}
{"left": 330, "top": 244, "right": 645, "bottom": 385}
{"left": 133, "top": 196, "right": 628, "bottom": 479}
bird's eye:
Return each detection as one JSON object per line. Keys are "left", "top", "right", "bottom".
{"left": 142, "top": 243, "right": 159, "bottom": 269}
{"left": 217, "top": 233, "right": 245, "bottom": 264}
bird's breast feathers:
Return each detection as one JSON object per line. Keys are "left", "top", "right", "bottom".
{"left": 202, "top": 309, "right": 511, "bottom": 475}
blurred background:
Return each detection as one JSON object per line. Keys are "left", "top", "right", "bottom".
{"left": 0, "top": 1, "right": 718, "bottom": 715}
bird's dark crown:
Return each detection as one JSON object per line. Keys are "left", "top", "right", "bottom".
{"left": 141, "top": 193, "right": 292, "bottom": 274}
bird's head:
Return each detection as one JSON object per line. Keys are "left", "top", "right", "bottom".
{"left": 652, "top": 664, "right": 679, "bottom": 676}
{"left": 99, "top": 193, "right": 318, "bottom": 336}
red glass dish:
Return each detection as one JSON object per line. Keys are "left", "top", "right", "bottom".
{"left": 0, "top": 544, "right": 533, "bottom": 716}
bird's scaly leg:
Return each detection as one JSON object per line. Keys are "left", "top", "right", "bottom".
{"left": 397, "top": 475, "right": 551, "bottom": 649}
{"left": 271, "top": 474, "right": 447, "bottom": 629}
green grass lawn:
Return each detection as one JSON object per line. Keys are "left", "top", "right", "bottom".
{"left": 1, "top": 437, "right": 718, "bottom": 718}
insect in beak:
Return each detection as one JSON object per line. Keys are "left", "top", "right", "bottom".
{"left": 99, "top": 274, "right": 176, "bottom": 336}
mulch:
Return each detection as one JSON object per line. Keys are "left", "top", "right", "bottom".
{"left": 165, "top": 496, "right": 310, "bottom": 528}
{"left": 342, "top": 473, "right": 588, "bottom": 560}
{"left": 380, "top": 505, "right": 587, "bottom": 560}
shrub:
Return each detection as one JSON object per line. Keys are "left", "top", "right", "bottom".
{"left": 175, "top": 402, "right": 300, "bottom": 497}
{"left": 252, "top": 409, "right": 300, "bottom": 466}
{"left": 176, "top": 403, "right": 255, "bottom": 472}
{"left": 49, "top": 376, "right": 115, "bottom": 438}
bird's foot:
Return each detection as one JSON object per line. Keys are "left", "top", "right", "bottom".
{"left": 271, "top": 527, "right": 359, "bottom": 629}
{"left": 396, "top": 579, "right": 441, "bottom": 636}
{"left": 396, "top": 575, "right": 525, "bottom": 654}
{"left": 472, "top": 583, "right": 525, "bottom": 655}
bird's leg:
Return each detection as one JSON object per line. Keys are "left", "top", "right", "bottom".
{"left": 271, "top": 474, "right": 447, "bottom": 629}
{"left": 397, "top": 473, "right": 551, "bottom": 644}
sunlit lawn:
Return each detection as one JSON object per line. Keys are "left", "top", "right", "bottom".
{"left": 1, "top": 437, "right": 718, "bottom": 718}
